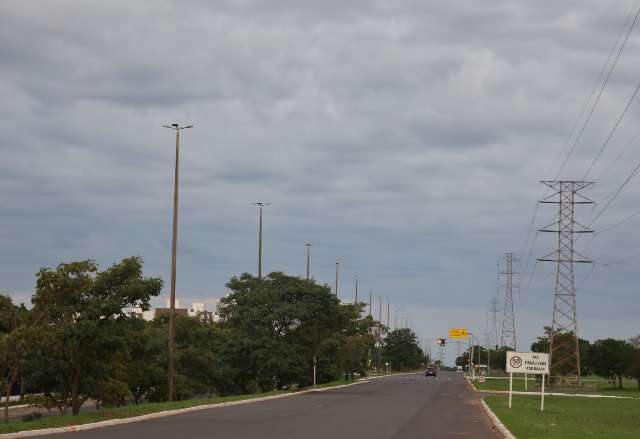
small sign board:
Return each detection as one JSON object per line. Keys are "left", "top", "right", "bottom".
{"left": 448, "top": 328, "right": 468, "bottom": 339}
{"left": 506, "top": 351, "right": 549, "bottom": 375}
{"left": 505, "top": 351, "right": 549, "bottom": 412}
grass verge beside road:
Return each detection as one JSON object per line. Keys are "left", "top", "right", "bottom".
{"left": 0, "top": 377, "right": 362, "bottom": 435}
{"left": 484, "top": 395, "right": 640, "bottom": 439}
{"left": 472, "top": 376, "right": 640, "bottom": 397}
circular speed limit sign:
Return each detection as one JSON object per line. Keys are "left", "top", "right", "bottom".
{"left": 509, "top": 356, "right": 523, "bottom": 369}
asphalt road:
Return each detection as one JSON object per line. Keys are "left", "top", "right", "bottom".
{"left": 48, "top": 371, "right": 501, "bottom": 439}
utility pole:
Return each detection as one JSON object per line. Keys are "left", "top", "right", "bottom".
{"left": 488, "top": 297, "right": 500, "bottom": 375}
{"left": 538, "top": 180, "right": 594, "bottom": 386}
{"left": 162, "top": 123, "right": 193, "bottom": 402}
{"left": 378, "top": 296, "right": 382, "bottom": 372}
{"left": 386, "top": 298, "right": 390, "bottom": 331}
{"left": 394, "top": 310, "right": 398, "bottom": 330}
{"left": 253, "top": 202, "right": 271, "bottom": 279}
{"left": 369, "top": 290, "right": 372, "bottom": 317}
{"left": 335, "top": 262, "right": 339, "bottom": 297}
{"left": 499, "top": 252, "right": 518, "bottom": 350}
{"left": 305, "top": 243, "right": 311, "bottom": 281}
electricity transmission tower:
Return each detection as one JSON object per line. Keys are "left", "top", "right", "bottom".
{"left": 499, "top": 252, "right": 518, "bottom": 350}
{"left": 538, "top": 181, "right": 594, "bottom": 385}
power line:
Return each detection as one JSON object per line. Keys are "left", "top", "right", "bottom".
{"left": 594, "top": 122, "right": 640, "bottom": 182}
{"left": 589, "top": 159, "right": 640, "bottom": 227}
{"left": 582, "top": 82, "right": 640, "bottom": 179}
{"left": 598, "top": 207, "right": 640, "bottom": 233}
{"left": 603, "top": 252, "right": 640, "bottom": 266}
{"left": 554, "top": 0, "right": 640, "bottom": 179}
{"left": 518, "top": 2, "right": 640, "bottom": 289}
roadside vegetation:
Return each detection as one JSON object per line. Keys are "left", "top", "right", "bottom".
{"left": 0, "top": 257, "right": 427, "bottom": 429}
{"left": 484, "top": 395, "right": 640, "bottom": 439}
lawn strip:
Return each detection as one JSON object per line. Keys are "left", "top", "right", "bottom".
{"left": 484, "top": 394, "right": 640, "bottom": 439}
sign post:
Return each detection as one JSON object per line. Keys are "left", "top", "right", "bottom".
{"left": 508, "top": 372, "right": 513, "bottom": 408}
{"left": 541, "top": 372, "right": 545, "bottom": 411}
{"left": 449, "top": 329, "right": 471, "bottom": 379}
{"left": 506, "top": 351, "right": 549, "bottom": 411}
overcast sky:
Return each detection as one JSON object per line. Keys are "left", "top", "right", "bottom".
{"left": 1, "top": 0, "right": 640, "bottom": 364}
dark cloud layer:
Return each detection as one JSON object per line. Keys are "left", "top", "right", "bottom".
{"left": 1, "top": 0, "right": 640, "bottom": 361}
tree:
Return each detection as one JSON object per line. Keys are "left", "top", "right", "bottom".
{"left": 219, "top": 272, "right": 344, "bottom": 391}
{"left": 381, "top": 328, "right": 424, "bottom": 371}
{"left": 120, "top": 318, "right": 166, "bottom": 404}
{"left": 0, "top": 295, "right": 31, "bottom": 423}
{"left": 590, "top": 338, "right": 635, "bottom": 389}
{"left": 29, "top": 257, "right": 162, "bottom": 414}
{"left": 531, "top": 327, "right": 592, "bottom": 378}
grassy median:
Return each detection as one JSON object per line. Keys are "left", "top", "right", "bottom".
{"left": 0, "top": 378, "right": 363, "bottom": 434}
{"left": 484, "top": 395, "right": 640, "bottom": 439}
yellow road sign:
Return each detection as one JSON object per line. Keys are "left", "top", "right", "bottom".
{"left": 449, "top": 328, "right": 469, "bottom": 339}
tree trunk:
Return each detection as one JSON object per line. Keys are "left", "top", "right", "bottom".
{"left": 71, "top": 370, "right": 81, "bottom": 415}
{"left": 618, "top": 375, "right": 623, "bottom": 389}
{"left": 4, "top": 384, "right": 9, "bottom": 425}
{"left": 4, "top": 369, "right": 18, "bottom": 424}
{"left": 19, "top": 377, "right": 25, "bottom": 402}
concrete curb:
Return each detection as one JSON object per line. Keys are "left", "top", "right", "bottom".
{"left": 466, "top": 377, "right": 639, "bottom": 400}
{"left": 0, "top": 374, "right": 403, "bottom": 438}
{"left": 474, "top": 389, "right": 638, "bottom": 399}
{"left": 480, "top": 398, "right": 516, "bottom": 439}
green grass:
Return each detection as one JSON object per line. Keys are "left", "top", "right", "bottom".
{"left": 0, "top": 379, "right": 358, "bottom": 434}
{"left": 484, "top": 395, "right": 640, "bottom": 439}
{"left": 472, "top": 376, "right": 640, "bottom": 397}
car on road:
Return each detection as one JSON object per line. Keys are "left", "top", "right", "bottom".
{"left": 425, "top": 367, "right": 437, "bottom": 377}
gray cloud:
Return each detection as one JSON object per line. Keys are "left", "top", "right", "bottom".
{"left": 1, "top": 0, "right": 640, "bottom": 363}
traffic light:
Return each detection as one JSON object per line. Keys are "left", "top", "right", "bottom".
{"left": 437, "top": 338, "right": 446, "bottom": 347}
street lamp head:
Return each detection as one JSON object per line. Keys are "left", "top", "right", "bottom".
{"left": 305, "top": 243, "right": 312, "bottom": 247}
{"left": 171, "top": 123, "right": 179, "bottom": 127}
{"left": 184, "top": 125, "right": 194, "bottom": 129}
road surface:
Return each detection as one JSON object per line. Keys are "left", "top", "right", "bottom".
{"left": 48, "top": 371, "right": 501, "bottom": 439}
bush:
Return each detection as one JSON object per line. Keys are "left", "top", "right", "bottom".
{"left": 96, "top": 379, "right": 133, "bottom": 408}
{"left": 21, "top": 411, "right": 42, "bottom": 422}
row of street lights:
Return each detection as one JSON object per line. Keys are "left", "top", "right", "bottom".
{"left": 162, "top": 124, "right": 419, "bottom": 399}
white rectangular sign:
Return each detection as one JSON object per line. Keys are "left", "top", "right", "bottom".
{"left": 506, "top": 351, "right": 549, "bottom": 375}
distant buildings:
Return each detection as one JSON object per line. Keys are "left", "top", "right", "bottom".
{"left": 128, "top": 298, "right": 219, "bottom": 323}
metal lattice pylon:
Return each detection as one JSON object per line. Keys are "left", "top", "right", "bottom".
{"left": 499, "top": 252, "right": 518, "bottom": 350}
{"left": 538, "top": 181, "right": 593, "bottom": 385}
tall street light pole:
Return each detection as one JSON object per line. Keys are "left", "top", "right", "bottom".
{"left": 305, "top": 243, "right": 312, "bottom": 281}
{"left": 162, "top": 123, "right": 193, "bottom": 402}
{"left": 354, "top": 275, "right": 358, "bottom": 304}
{"left": 254, "top": 202, "right": 271, "bottom": 279}
{"left": 353, "top": 275, "right": 359, "bottom": 328}
{"left": 335, "top": 261, "right": 339, "bottom": 297}
{"left": 387, "top": 298, "right": 390, "bottom": 330}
